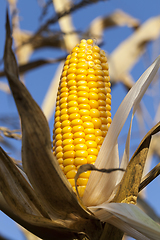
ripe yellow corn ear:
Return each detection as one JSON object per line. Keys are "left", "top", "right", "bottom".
{"left": 53, "top": 39, "right": 112, "bottom": 197}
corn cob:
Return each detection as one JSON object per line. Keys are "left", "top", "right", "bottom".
{"left": 53, "top": 39, "right": 112, "bottom": 197}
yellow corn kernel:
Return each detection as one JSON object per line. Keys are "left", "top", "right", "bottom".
{"left": 53, "top": 39, "right": 111, "bottom": 197}
{"left": 92, "top": 118, "right": 102, "bottom": 129}
{"left": 90, "top": 109, "right": 100, "bottom": 118}
{"left": 66, "top": 169, "right": 77, "bottom": 179}
{"left": 57, "top": 158, "right": 63, "bottom": 164}
{"left": 79, "top": 104, "right": 90, "bottom": 110}
{"left": 84, "top": 128, "right": 95, "bottom": 135}
{"left": 62, "top": 139, "right": 73, "bottom": 147}
{"left": 68, "top": 179, "right": 75, "bottom": 187}
{"left": 63, "top": 158, "right": 74, "bottom": 166}
{"left": 55, "top": 139, "right": 62, "bottom": 147}
{"left": 77, "top": 186, "right": 86, "bottom": 198}
{"left": 77, "top": 178, "right": 88, "bottom": 186}
{"left": 85, "top": 141, "right": 97, "bottom": 148}
{"left": 62, "top": 132, "right": 73, "bottom": 140}
{"left": 64, "top": 165, "right": 76, "bottom": 174}
{"left": 89, "top": 87, "right": 98, "bottom": 93}
{"left": 72, "top": 125, "right": 84, "bottom": 133}
{"left": 74, "top": 144, "right": 87, "bottom": 152}
{"left": 79, "top": 171, "right": 91, "bottom": 178}
{"left": 75, "top": 158, "right": 87, "bottom": 166}
{"left": 73, "top": 138, "right": 85, "bottom": 145}
{"left": 81, "top": 115, "right": 91, "bottom": 122}
{"left": 73, "top": 131, "right": 85, "bottom": 138}
{"left": 85, "top": 134, "right": 96, "bottom": 141}
{"left": 75, "top": 150, "right": 88, "bottom": 158}
{"left": 83, "top": 122, "right": 94, "bottom": 129}
{"left": 63, "top": 144, "right": 75, "bottom": 152}
{"left": 87, "top": 155, "right": 97, "bottom": 164}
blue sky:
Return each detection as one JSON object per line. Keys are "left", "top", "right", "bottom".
{"left": 0, "top": 0, "right": 160, "bottom": 239}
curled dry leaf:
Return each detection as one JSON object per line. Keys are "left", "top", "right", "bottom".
{"left": 75, "top": 164, "right": 125, "bottom": 199}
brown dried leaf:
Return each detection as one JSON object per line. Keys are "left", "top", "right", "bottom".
{"left": 112, "top": 122, "right": 160, "bottom": 204}
{"left": 0, "top": 147, "right": 102, "bottom": 240}
{"left": 0, "top": 146, "right": 51, "bottom": 219}
{"left": 4, "top": 10, "right": 89, "bottom": 220}
{"left": 0, "top": 192, "right": 77, "bottom": 240}
{"left": 0, "top": 147, "right": 81, "bottom": 239}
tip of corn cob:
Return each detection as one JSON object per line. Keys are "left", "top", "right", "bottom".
{"left": 53, "top": 39, "right": 112, "bottom": 197}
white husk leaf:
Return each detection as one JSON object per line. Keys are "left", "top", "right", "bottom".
{"left": 83, "top": 56, "right": 160, "bottom": 206}
{"left": 82, "top": 142, "right": 119, "bottom": 206}
{"left": 108, "top": 216, "right": 150, "bottom": 240}
{"left": 121, "top": 55, "right": 160, "bottom": 170}
{"left": 89, "top": 203, "right": 160, "bottom": 240}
